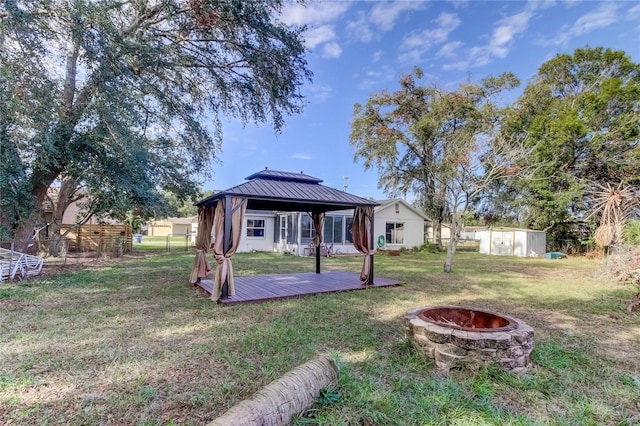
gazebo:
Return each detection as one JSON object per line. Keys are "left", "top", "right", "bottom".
{"left": 189, "top": 168, "right": 398, "bottom": 303}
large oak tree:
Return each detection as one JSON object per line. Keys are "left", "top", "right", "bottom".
{"left": 502, "top": 46, "right": 640, "bottom": 246}
{"left": 0, "top": 0, "right": 312, "bottom": 252}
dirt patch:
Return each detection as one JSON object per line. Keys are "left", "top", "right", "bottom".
{"left": 34, "top": 251, "right": 155, "bottom": 278}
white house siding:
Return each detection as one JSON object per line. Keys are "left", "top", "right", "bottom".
{"left": 232, "top": 199, "right": 428, "bottom": 256}
{"left": 374, "top": 201, "right": 426, "bottom": 251}
{"left": 237, "top": 213, "right": 277, "bottom": 253}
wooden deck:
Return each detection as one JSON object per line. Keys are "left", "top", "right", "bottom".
{"left": 196, "top": 271, "right": 402, "bottom": 305}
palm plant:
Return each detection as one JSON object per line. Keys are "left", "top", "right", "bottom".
{"left": 587, "top": 182, "right": 640, "bottom": 254}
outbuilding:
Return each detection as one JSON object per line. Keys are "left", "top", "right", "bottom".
{"left": 478, "top": 227, "right": 546, "bottom": 257}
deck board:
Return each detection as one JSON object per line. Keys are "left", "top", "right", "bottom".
{"left": 195, "top": 271, "right": 402, "bottom": 305}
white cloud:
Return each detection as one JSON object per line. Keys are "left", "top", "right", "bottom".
{"left": 448, "top": 0, "right": 469, "bottom": 9}
{"left": 354, "top": 65, "right": 397, "bottom": 91}
{"left": 437, "top": 41, "right": 464, "bottom": 58}
{"left": 280, "top": 2, "right": 349, "bottom": 26}
{"left": 304, "top": 25, "right": 337, "bottom": 49}
{"left": 539, "top": 2, "right": 619, "bottom": 47}
{"left": 570, "top": 2, "right": 618, "bottom": 36}
{"left": 370, "top": 1, "right": 426, "bottom": 31}
{"left": 442, "top": 6, "right": 534, "bottom": 71}
{"left": 348, "top": 1, "right": 426, "bottom": 43}
{"left": 281, "top": 2, "right": 350, "bottom": 61}
{"left": 372, "top": 50, "right": 384, "bottom": 63}
{"left": 488, "top": 10, "right": 533, "bottom": 58}
{"left": 347, "top": 12, "right": 375, "bottom": 43}
{"left": 306, "top": 84, "right": 332, "bottom": 103}
{"left": 291, "top": 153, "right": 313, "bottom": 160}
{"left": 322, "top": 41, "right": 342, "bottom": 59}
{"left": 398, "top": 12, "right": 461, "bottom": 63}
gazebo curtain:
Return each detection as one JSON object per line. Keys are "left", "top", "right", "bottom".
{"left": 211, "top": 197, "right": 247, "bottom": 301}
{"left": 352, "top": 206, "right": 374, "bottom": 285}
{"left": 189, "top": 205, "right": 216, "bottom": 284}
{"left": 312, "top": 212, "right": 325, "bottom": 247}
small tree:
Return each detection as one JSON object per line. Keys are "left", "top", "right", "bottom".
{"left": 351, "top": 70, "right": 526, "bottom": 272}
{"left": 441, "top": 133, "right": 532, "bottom": 272}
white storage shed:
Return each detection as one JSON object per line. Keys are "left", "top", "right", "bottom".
{"left": 479, "top": 227, "right": 546, "bottom": 257}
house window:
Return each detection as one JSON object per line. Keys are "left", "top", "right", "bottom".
{"left": 246, "top": 219, "right": 265, "bottom": 238}
{"left": 345, "top": 216, "right": 354, "bottom": 243}
{"left": 323, "top": 215, "right": 344, "bottom": 244}
{"left": 386, "top": 222, "right": 404, "bottom": 244}
{"left": 301, "top": 214, "right": 315, "bottom": 244}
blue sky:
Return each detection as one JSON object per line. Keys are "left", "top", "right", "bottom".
{"left": 205, "top": 0, "right": 640, "bottom": 200}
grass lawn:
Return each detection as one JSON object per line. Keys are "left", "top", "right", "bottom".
{"left": 1, "top": 251, "right": 639, "bottom": 425}
{"left": 132, "top": 235, "right": 194, "bottom": 252}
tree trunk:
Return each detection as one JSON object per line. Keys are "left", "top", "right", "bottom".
{"left": 209, "top": 355, "right": 340, "bottom": 426}
{"left": 434, "top": 219, "right": 443, "bottom": 248}
{"left": 47, "top": 176, "right": 79, "bottom": 256}
{"left": 444, "top": 213, "right": 461, "bottom": 273}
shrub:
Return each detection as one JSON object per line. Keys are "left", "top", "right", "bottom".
{"left": 623, "top": 220, "right": 640, "bottom": 245}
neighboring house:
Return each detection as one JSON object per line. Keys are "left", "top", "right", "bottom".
{"left": 425, "top": 224, "right": 489, "bottom": 243}
{"left": 233, "top": 198, "right": 429, "bottom": 256}
{"left": 42, "top": 187, "right": 116, "bottom": 226}
{"left": 147, "top": 217, "right": 197, "bottom": 237}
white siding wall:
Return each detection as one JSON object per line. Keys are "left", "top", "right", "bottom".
{"left": 237, "top": 214, "right": 276, "bottom": 253}
{"left": 374, "top": 202, "right": 425, "bottom": 250}
{"left": 479, "top": 229, "right": 546, "bottom": 257}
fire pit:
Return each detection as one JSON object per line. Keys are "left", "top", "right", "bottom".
{"left": 404, "top": 306, "right": 534, "bottom": 372}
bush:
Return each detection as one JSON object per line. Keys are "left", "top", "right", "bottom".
{"left": 419, "top": 242, "right": 441, "bottom": 253}
{"left": 623, "top": 220, "right": 640, "bottom": 245}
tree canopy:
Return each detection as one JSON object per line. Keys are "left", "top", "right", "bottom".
{"left": 0, "top": 0, "right": 312, "bottom": 247}
{"left": 350, "top": 68, "right": 523, "bottom": 271}
{"left": 503, "top": 46, "right": 640, "bottom": 245}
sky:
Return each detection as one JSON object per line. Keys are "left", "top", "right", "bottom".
{"left": 205, "top": 0, "right": 640, "bottom": 200}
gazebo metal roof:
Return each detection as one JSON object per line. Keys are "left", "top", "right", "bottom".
{"left": 196, "top": 168, "right": 378, "bottom": 212}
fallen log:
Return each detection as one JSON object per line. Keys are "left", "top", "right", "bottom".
{"left": 208, "top": 355, "right": 340, "bottom": 426}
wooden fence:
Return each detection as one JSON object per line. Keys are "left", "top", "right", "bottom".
{"left": 61, "top": 224, "right": 133, "bottom": 253}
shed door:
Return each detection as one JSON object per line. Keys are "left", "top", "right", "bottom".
{"left": 492, "top": 231, "right": 514, "bottom": 256}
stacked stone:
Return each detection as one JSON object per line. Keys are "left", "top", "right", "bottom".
{"left": 403, "top": 307, "right": 534, "bottom": 373}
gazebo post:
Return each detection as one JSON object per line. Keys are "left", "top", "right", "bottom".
{"left": 369, "top": 210, "right": 375, "bottom": 285}
{"left": 315, "top": 243, "right": 321, "bottom": 274}
{"left": 221, "top": 195, "right": 232, "bottom": 298}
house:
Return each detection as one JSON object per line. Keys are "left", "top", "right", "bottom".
{"left": 478, "top": 227, "right": 546, "bottom": 257}
{"left": 232, "top": 198, "right": 429, "bottom": 256}
{"left": 147, "top": 217, "right": 197, "bottom": 237}
{"left": 425, "top": 224, "right": 489, "bottom": 244}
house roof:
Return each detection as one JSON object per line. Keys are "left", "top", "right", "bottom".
{"left": 197, "top": 168, "right": 378, "bottom": 213}
{"left": 376, "top": 199, "right": 431, "bottom": 221}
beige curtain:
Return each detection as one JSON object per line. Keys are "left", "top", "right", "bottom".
{"left": 352, "top": 206, "right": 374, "bottom": 285}
{"left": 189, "top": 206, "right": 216, "bottom": 284}
{"left": 211, "top": 197, "right": 247, "bottom": 301}
{"left": 312, "top": 212, "right": 325, "bottom": 247}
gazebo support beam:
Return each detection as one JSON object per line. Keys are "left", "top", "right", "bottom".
{"left": 369, "top": 210, "right": 375, "bottom": 284}
{"left": 221, "top": 196, "right": 232, "bottom": 299}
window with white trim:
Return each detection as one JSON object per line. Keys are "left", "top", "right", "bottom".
{"left": 301, "top": 214, "right": 315, "bottom": 244}
{"left": 385, "top": 222, "right": 404, "bottom": 244}
{"left": 323, "top": 215, "right": 344, "bottom": 244}
{"left": 246, "top": 219, "right": 265, "bottom": 237}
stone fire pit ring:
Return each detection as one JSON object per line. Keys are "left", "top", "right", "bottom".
{"left": 404, "top": 306, "right": 534, "bottom": 372}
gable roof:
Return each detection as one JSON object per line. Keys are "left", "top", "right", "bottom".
{"left": 197, "top": 168, "right": 378, "bottom": 213}
{"left": 376, "top": 199, "right": 430, "bottom": 221}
